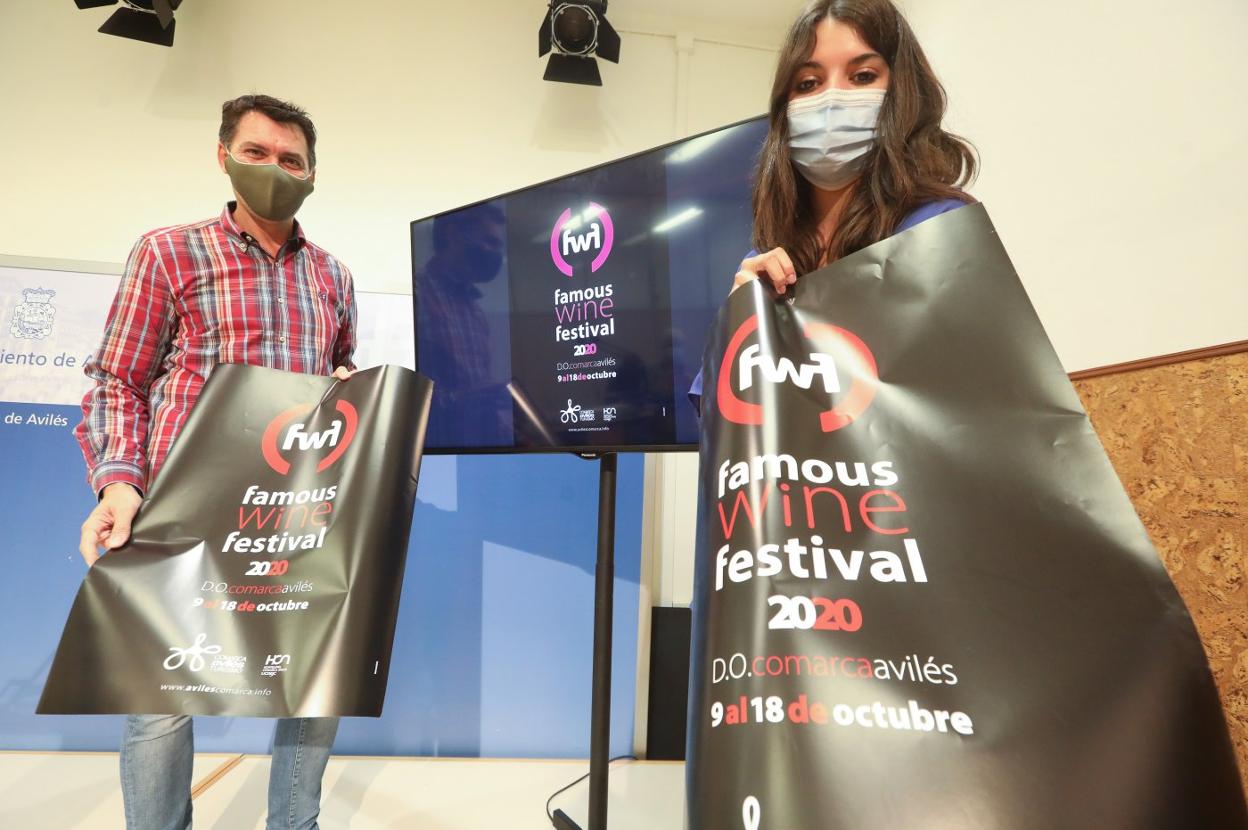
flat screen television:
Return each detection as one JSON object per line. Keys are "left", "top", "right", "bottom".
{"left": 412, "top": 116, "right": 768, "bottom": 454}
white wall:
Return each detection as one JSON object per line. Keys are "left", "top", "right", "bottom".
{"left": 897, "top": 0, "right": 1248, "bottom": 371}
{"left": 0, "top": 0, "right": 791, "bottom": 294}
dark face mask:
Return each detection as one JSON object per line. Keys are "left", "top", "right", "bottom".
{"left": 462, "top": 243, "right": 504, "bottom": 283}
{"left": 223, "top": 148, "right": 314, "bottom": 221}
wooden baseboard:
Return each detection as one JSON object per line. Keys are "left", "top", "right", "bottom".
{"left": 1069, "top": 340, "right": 1248, "bottom": 381}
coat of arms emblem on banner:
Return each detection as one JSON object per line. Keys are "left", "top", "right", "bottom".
{"left": 9, "top": 287, "right": 57, "bottom": 339}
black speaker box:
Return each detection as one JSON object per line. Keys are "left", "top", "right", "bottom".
{"left": 644, "top": 605, "right": 691, "bottom": 761}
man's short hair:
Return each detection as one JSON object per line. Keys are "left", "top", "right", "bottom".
{"left": 219, "top": 94, "right": 318, "bottom": 170}
{"left": 433, "top": 202, "right": 506, "bottom": 252}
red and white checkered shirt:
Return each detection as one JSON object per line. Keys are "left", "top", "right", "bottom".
{"left": 75, "top": 203, "right": 357, "bottom": 494}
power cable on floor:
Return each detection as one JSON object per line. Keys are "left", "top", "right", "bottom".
{"left": 545, "top": 755, "right": 638, "bottom": 829}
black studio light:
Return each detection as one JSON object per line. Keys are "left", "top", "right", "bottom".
{"left": 73, "top": 0, "right": 184, "bottom": 47}
{"left": 538, "top": 1, "right": 621, "bottom": 86}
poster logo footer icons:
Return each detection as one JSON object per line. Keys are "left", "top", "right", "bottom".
{"left": 163, "top": 633, "right": 222, "bottom": 672}
{"left": 262, "top": 654, "right": 292, "bottom": 677}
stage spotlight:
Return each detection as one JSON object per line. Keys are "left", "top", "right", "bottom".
{"left": 73, "top": 0, "right": 183, "bottom": 47}
{"left": 538, "top": 1, "right": 621, "bottom": 87}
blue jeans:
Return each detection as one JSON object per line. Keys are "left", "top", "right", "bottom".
{"left": 120, "top": 714, "right": 340, "bottom": 830}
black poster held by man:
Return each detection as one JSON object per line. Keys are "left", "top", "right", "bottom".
{"left": 39, "top": 364, "right": 432, "bottom": 718}
{"left": 686, "top": 205, "right": 1246, "bottom": 829}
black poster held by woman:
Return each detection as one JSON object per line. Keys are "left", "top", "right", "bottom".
{"left": 687, "top": 204, "right": 1247, "bottom": 830}
{"left": 685, "top": 1, "right": 1246, "bottom": 827}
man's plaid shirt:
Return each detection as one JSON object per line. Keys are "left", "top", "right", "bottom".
{"left": 75, "top": 203, "right": 357, "bottom": 493}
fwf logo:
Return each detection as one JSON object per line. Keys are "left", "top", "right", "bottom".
{"left": 717, "top": 314, "right": 878, "bottom": 432}
{"left": 550, "top": 202, "right": 614, "bottom": 277}
{"left": 261, "top": 400, "right": 358, "bottom": 475}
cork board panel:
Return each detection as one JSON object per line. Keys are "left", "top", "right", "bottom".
{"left": 1073, "top": 352, "right": 1248, "bottom": 794}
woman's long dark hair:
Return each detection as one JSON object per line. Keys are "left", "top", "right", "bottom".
{"left": 753, "top": 0, "right": 977, "bottom": 274}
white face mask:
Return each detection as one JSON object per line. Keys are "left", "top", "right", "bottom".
{"left": 787, "top": 87, "right": 886, "bottom": 191}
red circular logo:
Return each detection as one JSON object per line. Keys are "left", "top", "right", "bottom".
{"left": 716, "top": 314, "right": 878, "bottom": 432}
{"left": 260, "top": 400, "right": 358, "bottom": 475}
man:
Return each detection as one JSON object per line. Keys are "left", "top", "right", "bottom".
{"left": 416, "top": 202, "right": 510, "bottom": 447}
{"left": 75, "top": 94, "right": 356, "bottom": 830}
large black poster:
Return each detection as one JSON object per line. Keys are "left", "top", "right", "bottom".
{"left": 687, "top": 204, "right": 1247, "bottom": 829}
{"left": 39, "top": 364, "right": 431, "bottom": 718}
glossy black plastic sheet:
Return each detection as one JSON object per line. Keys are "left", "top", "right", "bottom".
{"left": 39, "top": 363, "right": 431, "bottom": 717}
{"left": 686, "top": 204, "right": 1246, "bottom": 829}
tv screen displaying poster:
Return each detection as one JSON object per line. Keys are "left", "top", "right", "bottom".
{"left": 412, "top": 117, "right": 767, "bottom": 453}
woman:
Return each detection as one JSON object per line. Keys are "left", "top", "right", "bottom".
{"left": 690, "top": 0, "right": 975, "bottom": 409}
{"left": 740, "top": 0, "right": 975, "bottom": 292}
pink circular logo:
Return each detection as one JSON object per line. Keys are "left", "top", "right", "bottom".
{"left": 550, "top": 203, "right": 614, "bottom": 277}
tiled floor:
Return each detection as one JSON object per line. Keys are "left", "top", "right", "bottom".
{"left": 0, "top": 751, "right": 686, "bottom": 828}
